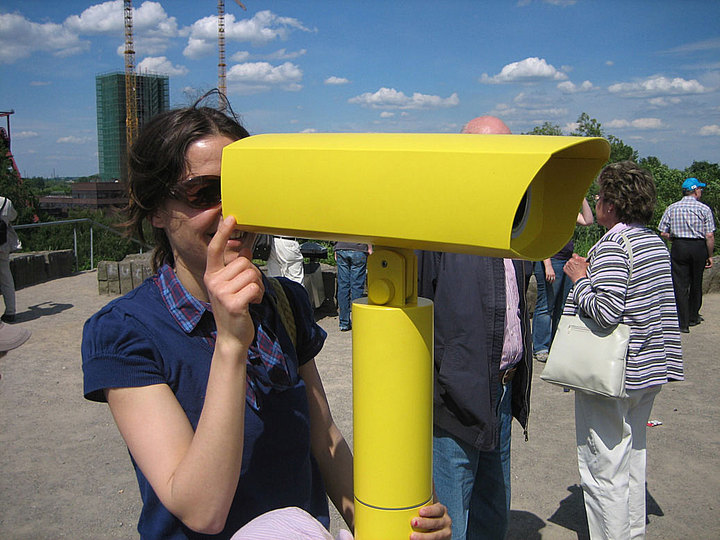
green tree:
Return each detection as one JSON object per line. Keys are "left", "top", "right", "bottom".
{"left": 571, "top": 112, "right": 604, "bottom": 138}
{"left": 524, "top": 122, "right": 563, "bottom": 136}
{"left": 0, "top": 138, "right": 39, "bottom": 224}
{"left": 685, "top": 161, "right": 720, "bottom": 231}
{"left": 639, "top": 156, "right": 685, "bottom": 229}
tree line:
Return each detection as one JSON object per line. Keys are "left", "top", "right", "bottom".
{"left": 525, "top": 113, "right": 719, "bottom": 256}
{"left": 1, "top": 112, "right": 717, "bottom": 269}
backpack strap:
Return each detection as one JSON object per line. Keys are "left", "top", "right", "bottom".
{"left": 267, "top": 277, "right": 297, "bottom": 349}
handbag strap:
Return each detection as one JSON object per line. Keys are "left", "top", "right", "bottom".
{"left": 615, "top": 229, "right": 634, "bottom": 286}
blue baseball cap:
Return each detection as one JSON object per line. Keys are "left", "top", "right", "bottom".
{"left": 682, "top": 177, "right": 706, "bottom": 191}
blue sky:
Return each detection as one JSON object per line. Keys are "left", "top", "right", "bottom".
{"left": 1, "top": 0, "right": 719, "bottom": 178}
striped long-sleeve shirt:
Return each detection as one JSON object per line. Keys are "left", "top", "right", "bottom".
{"left": 564, "top": 223, "right": 683, "bottom": 390}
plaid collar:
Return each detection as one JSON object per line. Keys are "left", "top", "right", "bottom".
{"left": 154, "top": 264, "right": 294, "bottom": 411}
{"left": 155, "top": 264, "right": 210, "bottom": 334}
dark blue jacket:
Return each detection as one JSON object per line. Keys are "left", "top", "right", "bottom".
{"left": 417, "top": 252, "right": 532, "bottom": 451}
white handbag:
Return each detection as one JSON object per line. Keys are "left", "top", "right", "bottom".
{"left": 540, "top": 314, "right": 630, "bottom": 397}
{"left": 540, "top": 231, "right": 633, "bottom": 398}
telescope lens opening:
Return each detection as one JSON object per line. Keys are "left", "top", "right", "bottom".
{"left": 511, "top": 188, "right": 531, "bottom": 238}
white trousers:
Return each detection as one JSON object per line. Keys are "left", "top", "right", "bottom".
{"left": 267, "top": 238, "right": 304, "bottom": 284}
{"left": 575, "top": 385, "right": 661, "bottom": 540}
{"left": 0, "top": 251, "right": 16, "bottom": 315}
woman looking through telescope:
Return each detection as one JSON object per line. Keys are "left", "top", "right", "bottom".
{"left": 81, "top": 92, "right": 451, "bottom": 539}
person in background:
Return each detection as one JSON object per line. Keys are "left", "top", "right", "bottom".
{"left": 532, "top": 199, "right": 594, "bottom": 362}
{"left": 333, "top": 242, "right": 371, "bottom": 331}
{"left": 0, "top": 195, "right": 21, "bottom": 323}
{"left": 81, "top": 93, "right": 450, "bottom": 540}
{"left": 417, "top": 116, "right": 533, "bottom": 540}
{"left": 658, "top": 177, "right": 715, "bottom": 332}
{"left": 0, "top": 320, "right": 31, "bottom": 380}
{"left": 267, "top": 236, "right": 305, "bottom": 284}
{"left": 563, "top": 161, "right": 683, "bottom": 539}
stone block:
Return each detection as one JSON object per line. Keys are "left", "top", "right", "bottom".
{"left": 130, "top": 260, "right": 145, "bottom": 289}
{"left": 119, "top": 261, "right": 133, "bottom": 295}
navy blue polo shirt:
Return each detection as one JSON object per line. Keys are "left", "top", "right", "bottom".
{"left": 82, "top": 267, "right": 329, "bottom": 539}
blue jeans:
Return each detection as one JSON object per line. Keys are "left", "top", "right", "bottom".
{"left": 335, "top": 250, "right": 367, "bottom": 329}
{"left": 532, "top": 259, "right": 573, "bottom": 354}
{"left": 433, "top": 380, "right": 513, "bottom": 540}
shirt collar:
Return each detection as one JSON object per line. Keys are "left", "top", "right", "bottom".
{"left": 155, "top": 264, "right": 281, "bottom": 335}
{"left": 155, "top": 264, "right": 210, "bottom": 334}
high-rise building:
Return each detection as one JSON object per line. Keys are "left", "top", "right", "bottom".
{"left": 96, "top": 72, "right": 169, "bottom": 182}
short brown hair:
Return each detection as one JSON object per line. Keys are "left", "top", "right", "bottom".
{"left": 124, "top": 92, "right": 250, "bottom": 271}
{"left": 597, "top": 161, "right": 657, "bottom": 225}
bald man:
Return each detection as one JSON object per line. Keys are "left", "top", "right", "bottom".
{"left": 417, "top": 116, "right": 532, "bottom": 539}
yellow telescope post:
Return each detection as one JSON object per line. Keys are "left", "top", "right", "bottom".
{"left": 352, "top": 247, "right": 433, "bottom": 539}
{"left": 221, "top": 133, "right": 610, "bottom": 538}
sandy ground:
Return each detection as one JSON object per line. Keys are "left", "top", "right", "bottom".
{"left": 0, "top": 270, "right": 718, "bottom": 539}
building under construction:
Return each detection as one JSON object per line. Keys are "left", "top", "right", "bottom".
{"left": 95, "top": 72, "right": 169, "bottom": 182}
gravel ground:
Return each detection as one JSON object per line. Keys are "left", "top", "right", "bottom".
{"left": 1, "top": 270, "right": 717, "bottom": 539}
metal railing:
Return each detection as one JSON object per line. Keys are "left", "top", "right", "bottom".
{"left": 14, "top": 218, "right": 150, "bottom": 271}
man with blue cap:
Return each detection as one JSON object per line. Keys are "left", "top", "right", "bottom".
{"left": 659, "top": 177, "right": 716, "bottom": 332}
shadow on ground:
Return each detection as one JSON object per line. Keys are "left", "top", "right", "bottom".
{"left": 15, "top": 301, "right": 74, "bottom": 323}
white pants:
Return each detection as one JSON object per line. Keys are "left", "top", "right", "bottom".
{"left": 575, "top": 385, "right": 661, "bottom": 540}
{"left": 0, "top": 251, "right": 15, "bottom": 315}
{"left": 267, "top": 238, "right": 304, "bottom": 284}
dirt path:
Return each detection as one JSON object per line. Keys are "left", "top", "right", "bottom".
{"left": 1, "top": 270, "right": 717, "bottom": 538}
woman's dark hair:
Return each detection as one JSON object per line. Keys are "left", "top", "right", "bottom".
{"left": 124, "top": 91, "right": 250, "bottom": 271}
{"left": 597, "top": 160, "right": 657, "bottom": 225}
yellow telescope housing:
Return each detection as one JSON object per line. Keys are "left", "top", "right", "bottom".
{"left": 221, "top": 133, "right": 609, "bottom": 260}
{"left": 220, "top": 133, "right": 609, "bottom": 538}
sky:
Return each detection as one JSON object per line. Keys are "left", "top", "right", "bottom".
{"left": 1, "top": 0, "right": 719, "bottom": 179}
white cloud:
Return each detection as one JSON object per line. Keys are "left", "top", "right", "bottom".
{"left": 227, "top": 61, "right": 303, "bottom": 93}
{"left": 264, "top": 48, "right": 306, "bottom": 60}
{"left": 605, "top": 60, "right": 614, "bottom": 66}
{"left": 606, "top": 118, "right": 663, "bottom": 130}
{"left": 489, "top": 92, "right": 567, "bottom": 121}
{"left": 13, "top": 131, "right": 40, "bottom": 139}
{"left": 608, "top": 75, "right": 709, "bottom": 97}
{"left": 380, "top": 112, "right": 395, "bottom": 118}
{"left": 69, "top": 1, "right": 179, "bottom": 56}
{"left": 0, "top": 12, "right": 88, "bottom": 63}
{"left": 184, "top": 10, "right": 313, "bottom": 59}
{"left": 606, "top": 119, "right": 630, "bottom": 129}
{"left": 137, "top": 56, "right": 188, "bottom": 76}
{"left": 557, "top": 80, "right": 595, "bottom": 93}
{"left": 231, "top": 51, "right": 251, "bottom": 62}
{"left": 699, "top": 125, "right": 720, "bottom": 136}
{"left": 57, "top": 136, "right": 92, "bottom": 144}
{"left": 663, "top": 37, "right": 720, "bottom": 55}
{"left": 480, "top": 57, "right": 568, "bottom": 84}
{"left": 300, "top": 128, "right": 317, "bottom": 133}
{"left": 348, "top": 87, "right": 459, "bottom": 109}
{"left": 648, "top": 96, "right": 682, "bottom": 107}
{"left": 183, "top": 37, "right": 215, "bottom": 59}
{"left": 325, "top": 76, "right": 350, "bottom": 85}
{"left": 30, "top": 81, "right": 51, "bottom": 87}
{"left": 518, "top": 0, "right": 577, "bottom": 5}
{"left": 64, "top": 0, "right": 123, "bottom": 34}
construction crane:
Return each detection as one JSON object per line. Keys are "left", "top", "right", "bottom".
{"left": 124, "top": 0, "right": 138, "bottom": 152}
{"left": 218, "top": 0, "right": 246, "bottom": 108}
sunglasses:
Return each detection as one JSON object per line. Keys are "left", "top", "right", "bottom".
{"left": 169, "top": 175, "right": 222, "bottom": 209}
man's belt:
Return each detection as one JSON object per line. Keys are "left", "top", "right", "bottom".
{"left": 499, "top": 366, "right": 517, "bottom": 385}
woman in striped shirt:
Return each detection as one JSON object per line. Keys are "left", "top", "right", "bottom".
{"left": 563, "top": 161, "right": 683, "bottom": 540}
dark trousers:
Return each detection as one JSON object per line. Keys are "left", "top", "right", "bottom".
{"left": 670, "top": 238, "right": 707, "bottom": 328}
